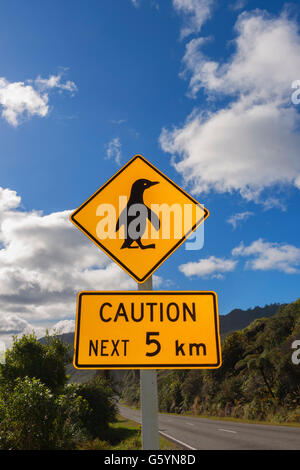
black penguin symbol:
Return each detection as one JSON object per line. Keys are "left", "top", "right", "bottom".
{"left": 115, "top": 179, "right": 160, "bottom": 249}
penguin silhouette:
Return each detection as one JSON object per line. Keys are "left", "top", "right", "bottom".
{"left": 115, "top": 179, "right": 160, "bottom": 249}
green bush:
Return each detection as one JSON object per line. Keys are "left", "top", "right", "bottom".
{"left": 0, "top": 333, "right": 70, "bottom": 394}
{"left": 0, "top": 375, "right": 119, "bottom": 450}
{"left": 0, "top": 333, "right": 118, "bottom": 449}
{"left": 76, "top": 376, "right": 117, "bottom": 439}
{"left": 54, "top": 384, "right": 90, "bottom": 448}
{"left": 0, "top": 376, "right": 89, "bottom": 450}
{"left": 0, "top": 376, "right": 57, "bottom": 449}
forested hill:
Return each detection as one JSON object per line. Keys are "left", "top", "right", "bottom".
{"left": 219, "top": 303, "right": 283, "bottom": 335}
{"left": 121, "top": 298, "right": 300, "bottom": 424}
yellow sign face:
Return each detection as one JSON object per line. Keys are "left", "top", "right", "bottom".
{"left": 74, "top": 291, "right": 222, "bottom": 369}
{"left": 70, "top": 155, "right": 209, "bottom": 283}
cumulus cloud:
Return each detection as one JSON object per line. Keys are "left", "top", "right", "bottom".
{"left": 0, "top": 186, "right": 137, "bottom": 346}
{"left": 0, "top": 314, "right": 31, "bottom": 335}
{"left": 173, "top": 0, "right": 215, "bottom": 39}
{"left": 181, "top": 11, "right": 300, "bottom": 101}
{"left": 0, "top": 78, "right": 48, "bottom": 126}
{"left": 0, "top": 187, "right": 21, "bottom": 212}
{"left": 0, "top": 72, "right": 76, "bottom": 126}
{"left": 49, "top": 319, "right": 75, "bottom": 335}
{"left": 160, "top": 10, "right": 300, "bottom": 207}
{"left": 179, "top": 237, "right": 300, "bottom": 278}
{"left": 232, "top": 239, "right": 300, "bottom": 274}
{"left": 179, "top": 255, "right": 237, "bottom": 279}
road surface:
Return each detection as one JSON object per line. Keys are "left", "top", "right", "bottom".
{"left": 118, "top": 404, "right": 300, "bottom": 450}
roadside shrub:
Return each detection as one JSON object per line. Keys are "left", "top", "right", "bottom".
{"left": 0, "top": 334, "right": 119, "bottom": 449}
{"left": 0, "top": 376, "right": 59, "bottom": 449}
{"left": 0, "top": 333, "right": 70, "bottom": 394}
{"left": 54, "top": 384, "right": 90, "bottom": 448}
{"left": 0, "top": 377, "right": 89, "bottom": 450}
{"left": 76, "top": 376, "right": 117, "bottom": 439}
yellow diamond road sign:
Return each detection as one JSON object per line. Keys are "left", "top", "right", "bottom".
{"left": 70, "top": 155, "right": 209, "bottom": 283}
{"left": 74, "top": 291, "right": 222, "bottom": 369}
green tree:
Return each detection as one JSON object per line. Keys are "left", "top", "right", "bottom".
{"left": 0, "top": 376, "right": 88, "bottom": 450}
{"left": 246, "top": 353, "right": 276, "bottom": 400}
{"left": 0, "top": 376, "right": 57, "bottom": 449}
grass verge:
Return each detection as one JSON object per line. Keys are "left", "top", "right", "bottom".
{"left": 77, "top": 415, "right": 180, "bottom": 450}
{"left": 120, "top": 402, "right": 300, "bottom": 428}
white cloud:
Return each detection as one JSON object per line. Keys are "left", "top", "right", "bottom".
{"left": 49, "top": 319, "right": 75, "bottom": 335}
{"left": 179, "top": 237, "right": 300, "bottom": 279}
{"left": 179, "top": 255, "right": 237, "bottom": 278}
{"left": 229, "top": 0, "right": 247, "bottom": 12}
{"left": 227, "top": 211, "right": 254, "bottom": 229}
{"left": 0, "top": 314, "right": 31, "bottom": 335}
{"left": 131, "top": 0, "right": 140, "bottom": 8}
{"left": 0, "top": 187, "right": 21, "bottom": 212}
{"left": 0, "top": 78, "right": 48, "bottom": 126}
{"left": 232, "top": 238, "right": 300, "bottom": 274}
{"left": 0, "top": 72, "right": 77, "bottom": 126}
{"left": 181, "top": 11, "right": 300, "bottom": 101}
{"left": 35, "top": 73, "right": 77, "bottom": 95}
{"left": 173, "top": 0, "right": 215, "bottom": 39}
{"left": 105, "top": 137, "right": 122, "bottom": 165}
{"left": 0, "top": 313, "right": 46, "bottom": 348}
{"left": 160, "top": 10, "right": 300, "bottom": 206}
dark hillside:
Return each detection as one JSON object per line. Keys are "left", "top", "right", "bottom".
{"left": 120, "top": 299, "right": 300, "bottom": 423}
{"left": 219, "top": 303, "right": 283, "bottom": 335}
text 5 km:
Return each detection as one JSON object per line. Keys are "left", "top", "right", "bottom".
{"left": 88, "top": 333, "right": 207, "bottom": 358}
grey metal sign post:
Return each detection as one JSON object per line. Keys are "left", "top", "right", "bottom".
{"left": 138, "top": 276, "right": 159, "bottom": 450}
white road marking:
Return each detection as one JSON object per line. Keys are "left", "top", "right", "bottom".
{"left": 217, "top": 428, "right": 237, "bottom": 434}
{"left": 159, "top": 431, "right": 197, "bottom": 450}
{"left": 185, "top": 422, "right": 195, "bottom": 426}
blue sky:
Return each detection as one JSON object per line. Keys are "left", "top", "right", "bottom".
{"left": 0, "top": 0, "right": 300, "bottom": 344}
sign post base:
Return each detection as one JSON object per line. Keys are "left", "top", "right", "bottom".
{"left": 138, "top": 276, "right": 159, "bottom": 450}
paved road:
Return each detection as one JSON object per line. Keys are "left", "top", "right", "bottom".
{"left": 118, "top": 404, "right": 300, "bottom": 450}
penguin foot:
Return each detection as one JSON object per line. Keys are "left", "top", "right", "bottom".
{"left": 137, "top": 242, "right": 156, "bottom": 249}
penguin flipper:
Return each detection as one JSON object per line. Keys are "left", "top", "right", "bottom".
{"left": 115, "top": 208, "right": 126, "bottom": 232}
{"left": 147, "top": 207, "right": 160, "bottom": 231}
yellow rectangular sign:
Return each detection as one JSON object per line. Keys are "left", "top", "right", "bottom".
{"left": 74, "top": 291, "right": 222, "bottom": 369}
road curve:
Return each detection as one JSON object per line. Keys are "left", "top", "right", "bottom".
{"left": 118, "top": 404, "right": 300, "bottom": 450}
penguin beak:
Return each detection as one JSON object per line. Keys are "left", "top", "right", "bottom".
{"left": 149, "top": 181, "right": 159, "bottom": 186}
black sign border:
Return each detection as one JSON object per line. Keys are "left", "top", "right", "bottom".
{"left": 70, "top": 155, "right": 209, "bottom": 283}
{"left": 74, "top": 291, "right": 221, "bottom": 369}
